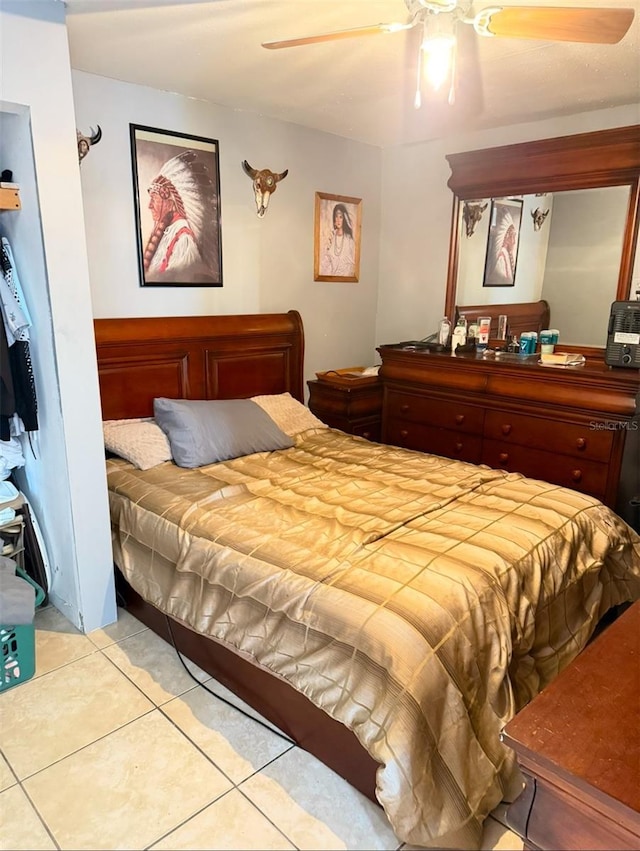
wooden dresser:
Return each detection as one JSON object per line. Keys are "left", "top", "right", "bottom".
{"left": 378, "top": 345, "right": 640, "bottom": 507}
{"left": 501, "top": 601, "right": 640, "bottom": 851}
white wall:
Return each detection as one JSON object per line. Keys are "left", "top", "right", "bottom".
{"left": 0, "top": 2, "right": 115, "bottom": 632}
{"left": 72, "top": 72, "right": 384, "bottom": 380}
{"left": 377, "top": 105, "right": 640, "bottom": 348}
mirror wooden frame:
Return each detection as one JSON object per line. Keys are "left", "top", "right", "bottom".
{"left": 444, "top": 125, "right": 640, "bottom": 354}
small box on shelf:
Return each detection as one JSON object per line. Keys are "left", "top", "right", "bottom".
{"left": 0, "top": 187, "right": 21, "bottom": 210}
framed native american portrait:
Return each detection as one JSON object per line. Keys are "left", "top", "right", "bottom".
{"left": 129, "top": 124, "right": 223, "bottom": 287}
{"left": 314, "top": 192, "right": 362, "bottom": 282}
{"left": 482, "top": 197, "right": 523, "bottom": 288}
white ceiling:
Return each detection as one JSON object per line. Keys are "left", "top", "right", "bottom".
{"left": 64, "top": 0, "right": 640, "bottom": 147}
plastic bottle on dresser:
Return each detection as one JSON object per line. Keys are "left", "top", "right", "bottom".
{"left": 438, "top": 317, "right": 451, "bottom": 346}
{"left": 451, "top": 315, "right": 467, "bottom": 354}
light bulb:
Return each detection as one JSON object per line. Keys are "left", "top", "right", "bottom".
{"left": 421, "top": 33, "right": 455, "bottom": 91}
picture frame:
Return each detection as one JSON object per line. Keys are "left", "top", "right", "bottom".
{"left": 482, "top": 197, "right": 523, "bottom": 287}
{"left": 129, "top": 124, "right": 223, "bottom": 287}
{"left": 314, "top": 192, "right": 362, "bottom": 282}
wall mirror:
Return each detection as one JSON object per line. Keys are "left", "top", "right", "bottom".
{"left": 444, "top": 126, "right": 640, "bottom": 351}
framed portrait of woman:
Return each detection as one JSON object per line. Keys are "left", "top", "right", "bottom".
{"left": 483, "top": 198, "right": 523, "bottom": 287}
{"left": 130, "top": 124, "right": 223, "bottom": 287}
{"left": 314, "top": 192, "right": 362, "bottom": 282}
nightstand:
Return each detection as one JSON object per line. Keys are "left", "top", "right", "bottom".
{"left": 501, "top": 601, "right": 640, "bottom": 851}
{"left": 307, "top": 378, "right": 383, "bottom": 442}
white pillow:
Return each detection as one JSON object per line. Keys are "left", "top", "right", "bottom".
{"left": 103, "top": 418, "right": 172, "bottom": 470}
{"left": 251, "top": 392, "right": 327, "bottom": 437}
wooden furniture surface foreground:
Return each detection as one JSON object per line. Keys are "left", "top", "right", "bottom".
{"left": 378, "top": 345, "right": 640, "bottom": 507}
{"left": 307, "top": 378, "right": 383, "bottom": 441}
{"left": 502, "top": 601, "right": 640, "bottom": 851}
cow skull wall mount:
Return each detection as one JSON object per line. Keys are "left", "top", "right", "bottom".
{"left": 77, "top": 125, "right": 102, "bottom": 164}
{"left": 242, "top": 160, "right": 288, "bottom": 217}
{"left": 531, "top": 207, "right": 550, "bottom": 231}
{"left": 462, "top": 200, "right": 488, "bottom": 237}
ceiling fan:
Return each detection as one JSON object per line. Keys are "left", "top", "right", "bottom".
{"left": 262, "top": 1, "right": 635, "bottom": 109}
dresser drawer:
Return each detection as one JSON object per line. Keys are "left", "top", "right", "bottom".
{"left": 482, "top": 439, "right": 609, "bottom": 499}
{"left": 386, "top": 419, "right": 483, "bottom": 463}
{"left": 351, "top": 421, "right": 381, "bottom": 442}
{"left": 386, "top": 391, "right": 484, "bottom": 433}
{"left": 484, "top": 410, "right": 614, "bottom": 462}
{"left": 525, "top": 779, "right": 640, "bottom": 851}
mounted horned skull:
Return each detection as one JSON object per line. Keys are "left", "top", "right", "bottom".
{"left": 462, "top": 200, "right": 488, "bottom": 237}
{"left": 531, "top": 207, "right": 550, "bottom": 231}
{"left": 242, "top": 160, "right": 288, "bottom": 217}
{"left": 77, "top": 125, "right": 102, "bottom": 164}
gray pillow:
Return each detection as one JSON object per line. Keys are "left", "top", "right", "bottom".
{"left": 153, "top": 398, "right": 294, "bottom": 468}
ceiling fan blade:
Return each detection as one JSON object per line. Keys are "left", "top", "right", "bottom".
{"left": 475, "top": 6, "right": 634, "bottom": 44}
{"left": 262, "top": 22, "right": 413, "bottom": 50}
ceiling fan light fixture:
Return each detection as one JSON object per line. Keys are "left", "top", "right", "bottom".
{"left": 421, "top": 32, "right": 456, "bottom": 90}
{"left": 472, "top": 6, "right": 502, "bottom": 37}
{"left": 415, "top": 0, "right": 458, "bottom": 12}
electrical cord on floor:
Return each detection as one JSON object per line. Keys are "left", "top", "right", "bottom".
{"left": 163, "top": 613, "right": 296, "bottom": 746}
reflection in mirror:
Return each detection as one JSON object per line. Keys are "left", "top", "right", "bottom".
{"left": 456, "top": 186, "right": 630, "bottom": 346}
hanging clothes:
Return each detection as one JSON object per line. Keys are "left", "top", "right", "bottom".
{"left": 0, "top": 236, "right": 38, "bottom": 475}
{"left": 0, "top": 319, "right": 15, "bottom": 438}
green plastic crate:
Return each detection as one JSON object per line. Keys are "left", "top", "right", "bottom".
{"left": 0, "top": 566, "right": 45, "bottom": 693}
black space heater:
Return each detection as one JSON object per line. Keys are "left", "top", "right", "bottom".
{"left": 605, "top": 300, "right": 640, "bottom": 368}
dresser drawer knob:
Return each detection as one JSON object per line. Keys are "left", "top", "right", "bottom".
{"left": 400, "top": 404, "right": 410, "bottom": 413}
{"left": 455, "top": 414, "right": 465, "bottom": 425}
{"left": 499, "top": 452, "right": 509, "bottom": 464}
{"left": 501, "top": 424, "right": 512, "bottom": 435}
{"left": 400, "top": 429, "right": 408, "bottom": 438}
{"left": 454, "top": 442, "right": 463, "bottom": 453}
{"left": 576, "top": 438, "right": 586, "bottom": 450}
{"left": 571, "top": 469, "right": 583, "bottom": 482}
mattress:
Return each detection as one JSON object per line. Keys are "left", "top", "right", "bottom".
{"left": 107, "top": 427, "right": 640, "bottom": 849}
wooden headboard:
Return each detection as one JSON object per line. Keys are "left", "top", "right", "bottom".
{"left": 93, "top": 311, "right": 304, "bottom": 420}
{"left": 455, "top": 299, "right": 550, "bottom": 339}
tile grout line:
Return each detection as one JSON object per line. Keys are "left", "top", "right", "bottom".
{"left": 152, "top": 685, "right": 300, "bottom": 848}
{"left": 15, "top": 614, "right": 517, "bottom": 851}
{"left": 0, "top": 744, "right": 61, "bottom": 851}
{"left": 12, "top": 704, "right": 158, "bottom": 784}
{"left": 236, "top": 784, "right": 302, "bottom": 851}
{"left": 17, "top": 630, "right": 299, "bottom": 850}
{"left": 16, "top": 779, "right": 62, "bottom": 851}
{"left": 7, "top": 626, "right": 391, "bottom": 851}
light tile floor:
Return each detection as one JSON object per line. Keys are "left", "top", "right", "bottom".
{"left": 0, "top": 605, "right": 524, "bottom": 851}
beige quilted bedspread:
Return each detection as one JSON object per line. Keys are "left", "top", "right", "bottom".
{"left": 107, "top": 428, "right": 640, "bottom": 849}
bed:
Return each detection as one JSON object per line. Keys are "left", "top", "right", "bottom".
{"left": 94, "top": 311, "right": 640, "bottom": 850}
